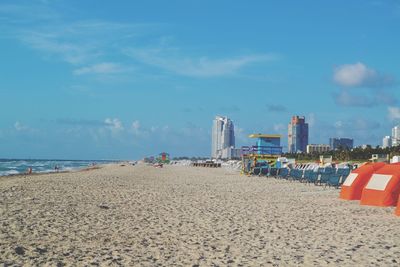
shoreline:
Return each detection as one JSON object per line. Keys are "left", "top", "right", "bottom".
{"left": 0, "top": 164, "right": 107, "bottom": 181}
{"left": 0, "top": 159, "right": 128, "bottom": 179}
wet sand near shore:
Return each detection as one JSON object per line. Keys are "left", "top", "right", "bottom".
{"left": 1, "top": 164, "right": 400, "bottom": 266}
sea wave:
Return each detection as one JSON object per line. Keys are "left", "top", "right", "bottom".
{"left": 0, "top": 159, "right": 116, "bottom": 177}
{"left": 0, "top": 170, "right": 20, "bottom": 176}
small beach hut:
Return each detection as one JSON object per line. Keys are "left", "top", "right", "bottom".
{"left": 340, "top": 162, "right": 385, "bottom": 200}
{"left": 360, "top": 163, "right": 400, "bottom": 207}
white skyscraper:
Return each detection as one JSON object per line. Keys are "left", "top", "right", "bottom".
{"left": 211, "top": 116, "right": 235, "bottom": 158}
{"left": 383, "top": 136, "right": 392, "bottom": 149}
{"left": 392, "top": 126, "right": 400, "bottom": 147}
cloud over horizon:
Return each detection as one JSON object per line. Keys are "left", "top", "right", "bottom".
{"left": 333, "top": 89, "right": 398, "bottom": 107}
{"left": 125, "top": 47, "right": 279, "bottom": 77}
{"left": 388, "top": 106, "right": 400, "bottom": 121}
{"left": 332, "top": 63, "right": 398, "bottom": 107}
{"left": 333, "top": 62, "right": 394, "bottom": 88}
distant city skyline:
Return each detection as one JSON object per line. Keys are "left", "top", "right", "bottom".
{"left": 211, "top": 116, "right": 235, "bottom": 159}
{"left": 1, "top": 0, "right": 400, "bottom": 159}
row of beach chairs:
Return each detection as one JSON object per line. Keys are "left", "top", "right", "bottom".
{"left": 252, "top": 166, "right": 351, "bottom": 188}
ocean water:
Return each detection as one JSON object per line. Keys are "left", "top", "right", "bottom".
{"left": 0, "top": 159, "right": 115, "bottom": 176}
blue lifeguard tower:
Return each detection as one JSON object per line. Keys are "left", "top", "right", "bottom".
{"left": 249, "top": 134, "right": 282, "bottom": 155}
{"left": 241, "top": 134, "right": 283, "bottom": 174}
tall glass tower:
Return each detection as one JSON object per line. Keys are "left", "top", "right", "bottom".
{"left": 288, "top": 116, "right": 309, "bottom": 153}
{"left": 392, "top": 125, "right": 400, "bottom": 147}
{"left": 211, "top": 116, "right": 235, "bottom": 158}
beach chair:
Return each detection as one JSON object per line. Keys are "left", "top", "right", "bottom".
{"left": 278, "top": 168, "right": 289, "bottom": 179}
{"left": 297, "top": 169, "right": 305, "bottom": 182}
{"left": 326, "top": 174, "right": 342, "bottom": 188}
{"left": 293, "top": 169, "right": 300, "bottom": 179}
{"left": 289, "top": 169, "right": 301, "bottom": 182}
{"left": 342, "top": 168, "right": 351, "bottom": 177}
{"left": 260, "top": 166, "right": 269, "bottom": 176}
{"left": 269, "top": 167, "right": 278, "bottom": 177}
{"left": 317, "top": 173, "right": 331, "bottom": 185}
{"left": 253, "top": 167, "right": 261, "bottom": 176}
{"left": 336, "top": 168, "right": 349, "bottom": 176}
{"left": 307, "top": 172, "right": 319, "bottom": 184}
{"left": 286, "top": 169, "right": 294, "bottom": 180}
{"left": 288, "top": 169, "right": 296, "bottom": 181}
{"left": 302, "top": 170, "right": 312, "bottom": 183}
{"left": 282, "top": 168, "right": 289, "bottom": 179}
{"left": 324, "top": 167, "right": 335, "bottom": 174}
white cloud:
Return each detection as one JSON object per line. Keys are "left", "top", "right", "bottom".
{"left": 73, "top": 62, "right": 126, "bottom": 75}
{"left": 334, "top": 63, "right": 374, "bottom": 87}
{"left": 125, "top": 47, "right": 278, "bottom": 77}
{"left": 333, "top": 62, "right": 394, "bottom": 88}
{"left": 14, "top": 121, "right": 29, "bottom": 131}
{"left": 2, "top": 3, "right": 278, "bottom": 80}
{"left": 388, "top": 106, "right": 400, "bottom": 121}
{"left": 3, "top": 6, "right": 156, "bottom": 67}
{"left": 131, "top": 120, "right": 140, "bottom": 131}
{"left": 130, "top": 120, "right": 147, "bottom": 136}
{"left": 104, "top": 118, "right": 124, "bottom": 133}
{"left": 19, "top": 31, "right": 97, "bottom": 65}
{"left": 13, "top": 121, "right": 38, "bottom": 134}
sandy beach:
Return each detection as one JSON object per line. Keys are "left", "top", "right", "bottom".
{"left": 1, "top": 164, "right": 400, "bottom": 266}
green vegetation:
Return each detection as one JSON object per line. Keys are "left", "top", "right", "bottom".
{"left": 283, "top": 146, "right": 400, "bottom": 162}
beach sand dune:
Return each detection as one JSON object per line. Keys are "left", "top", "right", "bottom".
{"left": 1, "top": 164, "right": 400, "bottom": 266}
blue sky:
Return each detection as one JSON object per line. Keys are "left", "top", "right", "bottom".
{"left": 1, "top": 0, "right": 400, "bottom": 159}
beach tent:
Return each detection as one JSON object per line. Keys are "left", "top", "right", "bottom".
{"left": 360, "top": 163, "right": 400, "bottom": 207}
{"left": 340, "top": 162, "right": 385, "bottom": 200}
{"left": 396, "top": 197, "right": 400, "bottom": 216}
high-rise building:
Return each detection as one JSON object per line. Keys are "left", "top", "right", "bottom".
{"left": 329, "top": 138, "right": 354, "bottom": 150}
{"left": 211, "top": 116, "right": 235, "bottom": 158}
{"left": 392, "top": 125, "right": 400, "bottom": 147}
{"left": 383, "top": 136, "right": 392, "bottom": 149}
{"left": 288, "top": 116, "right": 308, "bottom": 153}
